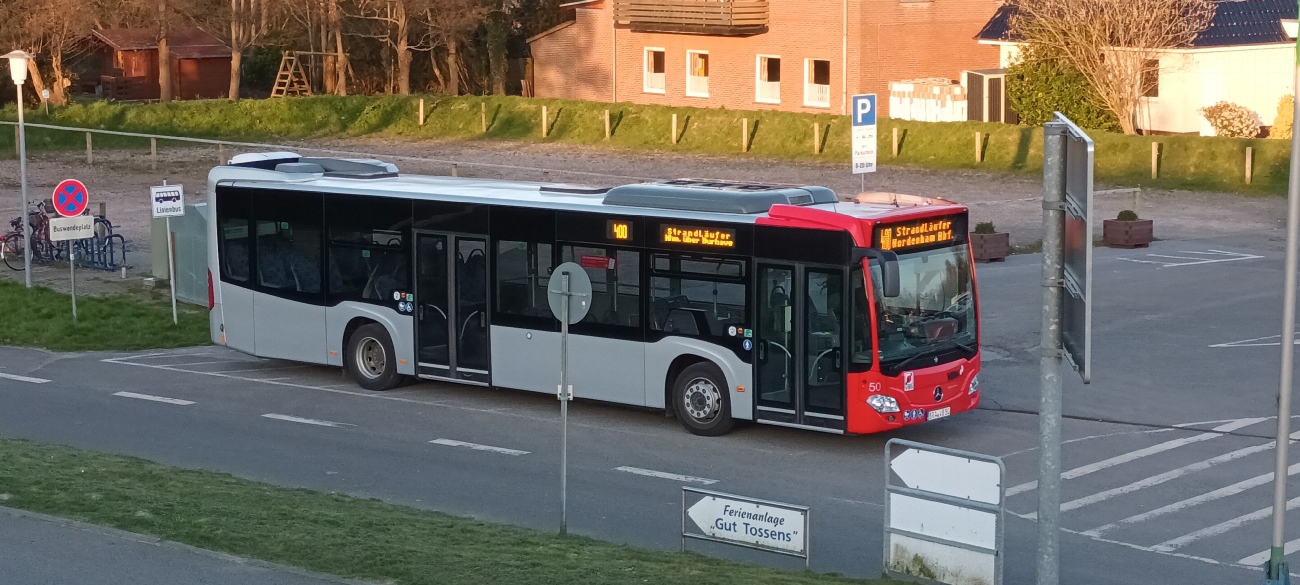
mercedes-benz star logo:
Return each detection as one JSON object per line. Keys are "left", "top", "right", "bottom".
{"left": 934, "top": 386, "right": 944, "bottom": 402}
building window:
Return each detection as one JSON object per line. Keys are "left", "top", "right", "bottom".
{"left": 756, "top": 55, "right": 780, "bottom": 104}
{"left": 686, "top": 51, "right": 709, "bottom": 98}
{"left": 644, "top": 48, "right": 666, "bottom": 94}
{"left": 1141, "top": 59, "right": 1159, "bottom": 98}
{"left": 804, "top": 59, "right": 831, "bottom": 108}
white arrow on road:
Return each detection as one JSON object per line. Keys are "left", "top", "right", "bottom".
{"left": 890, "top": 448, "right": 1002, "bottom": 505}
{"left": 686, "top": 495, "right": 806, "bottom": 554}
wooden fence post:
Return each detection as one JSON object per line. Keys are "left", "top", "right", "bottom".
{"left": 418, "top": 98, "right": 425, "bottom": 126}
{"left": 671, "top": 113, "right": 678, "bottom": 145}
{"left": 742, "top": 118, "right": 749, "bottom": 152}
{"left": 604, "top": 109, "right": 611, "bottom": 140}
{"left": 451, "top": 163, "right": 458, "bottom": 177}
{"left": 150, "top": 137, "right": 157, "bottom": 170}
{"left": 892, "top": 127, "right": 899, "bottom": 158}
{"left": 481, "top": 102, "right": 488, "bottom": 133}
{"left": 541, "top": 105, "right": 549, "bottom": 137}
{"left": 813, "top": 122, "right": 821, "bottom": 154}
{"left": 975, "top": 132, "right": 983, "bottom": 163}
{"left": 218, "top": 143, "right": 226, "bottom": 165}
{"left": 85, "top": 132, "right": 92, "bottom": 164}
{"left": 543, "top": 171, "right": 550, "bottom": 182}
{"left": 1246, "top": 146, "right": 1254, "bottom": 185}
{"left": 1151, "top": 142, "right": 1159, "bottom": 180}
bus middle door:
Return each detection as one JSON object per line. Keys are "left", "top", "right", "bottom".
{"left": 415, "top": 232, "right": 491, "bottom": 385}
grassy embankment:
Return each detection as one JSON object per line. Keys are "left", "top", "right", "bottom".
{"left": 0, "top": 437, "right": 890, "bottom": 585}
{"left": 0, "top": 94, "right": 1286, "bottom": 195}
{"left": 0, "top": 280, "right": 209, "bottom": 350}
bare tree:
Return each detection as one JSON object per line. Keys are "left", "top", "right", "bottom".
{"left": 423, "top": 0, "right": 486, "bottom": 96}
{"left": 1011, "top": 0, "right": 1215, "bottom": 134}
{"left": 354, "top": 0, "right": 437, "bottom": 94}
{"left": 227, "top": 0, "right": 270, "bottom": 99}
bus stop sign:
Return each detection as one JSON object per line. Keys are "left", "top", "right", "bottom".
{"left": 1052, "top": 113, "right": 1094, "bottom": 384}
{"left": 547, "top": 262, "right": 592, "bottom": 325}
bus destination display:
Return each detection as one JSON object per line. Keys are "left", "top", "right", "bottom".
{"left": 876, "top": 217, "right": 956, "bottom": 251}
{"left": 607, "top": 219, "right": 633, "bottom": 242}
{"left": 662, "top": 225, "right": 735, "bottom": 249}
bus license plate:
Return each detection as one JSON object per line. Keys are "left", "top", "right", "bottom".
{"left": 927, "top": 407, "right": 951, "bottom": 421}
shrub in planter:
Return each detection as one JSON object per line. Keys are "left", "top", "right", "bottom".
{"left": 1103, "top": 209, "right": 1154, "bottom": 248}
{"left": 970, "top": 221, "right": 1011, "bottom": 262}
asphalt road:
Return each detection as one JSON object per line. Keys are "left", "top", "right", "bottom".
{"left": 0, "top": 230, "right": 1294, "bottom": 584}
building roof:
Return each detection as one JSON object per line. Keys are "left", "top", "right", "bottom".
{"left": 92, "top": 28, "right": 230, "bottom": 58}
{"left": 976, "top": 0, "right": 1299, "bottom": 48}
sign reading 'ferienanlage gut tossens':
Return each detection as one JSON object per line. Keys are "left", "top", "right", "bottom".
{"left": 685, "top": 492, "right": 808, "bottom": 555}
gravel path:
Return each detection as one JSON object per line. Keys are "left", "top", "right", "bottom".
{"left": 0, "top": 137, "right": 1284, "bottom": 295}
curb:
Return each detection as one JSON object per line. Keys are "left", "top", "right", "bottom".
{"left": 0, "top": 505, "right": 380, "bottom": 585}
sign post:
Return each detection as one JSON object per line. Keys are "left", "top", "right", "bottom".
{"left": 885, "top": 439, "right": 1005, "bottom": 585}
{"left": 546, "top": 262, "right": 591, "bottom": 536}
{"left": 681, "top": 488, "right": 810, "bottom": 568}
{"left": 49, "top": 179, "right": 91, "bottom": 320}
{"left": 150, "top": 182, "right": 185, "bottom": 325}
{"left": 851, "top": 94, "right": 878, "bottom": 194}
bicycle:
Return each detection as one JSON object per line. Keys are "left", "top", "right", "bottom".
{"left": 3, "top": 201, "right": 61, "bottom": 271}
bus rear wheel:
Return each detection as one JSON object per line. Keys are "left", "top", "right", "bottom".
{"left": 345, "top": 324, "right": 402, "bottom": 391}
{"left": 673, "top": 362, "right": 734, "bottom": 436}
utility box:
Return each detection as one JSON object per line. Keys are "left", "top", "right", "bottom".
{"left": 888, "top": 78, "right": 966, "bottom": 123}
{"left": 965, "top": 69, "right": 1020, "bottom": 124}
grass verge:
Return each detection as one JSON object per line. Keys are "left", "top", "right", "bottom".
{"left": 0, "top": 280, "right": 209, "bottom": 351}
{"left": 0, "top": 437, "right": 888, "bottom": 585}
{"left": 0, "top": 94, "right": 1284, "bottom": 195}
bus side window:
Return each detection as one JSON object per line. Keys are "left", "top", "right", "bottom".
{"left": 561, "top": 245, "right": 641, "bottom": 328}
{"left": 219, "top": 218, "right": 250, "bottom": 282}
{"left": 496, "top": 240, "right": 553, "bottom": 318}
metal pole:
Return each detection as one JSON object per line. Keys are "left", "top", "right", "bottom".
{"left": 1265, "top": 29, "right": 1300, "bottom": 582}
{"left": 69, "top": 247, "right": 76, "bottom": 320}
{"left": 1036, "top": 125, "right": 1067, "bottom": 585}
{"left": 17, "top": 81, "right": 31, "bottom": 287}
{"left": 166, "top": 215, "right": 177, "bottom": 325}
{"left": 559, "top": 272, "right": 570, "bottom": 537}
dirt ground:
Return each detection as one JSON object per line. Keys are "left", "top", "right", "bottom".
{"left": 0, "top": 137, "right": 1285, "bottom": 296}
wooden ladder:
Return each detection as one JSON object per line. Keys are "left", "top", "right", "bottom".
{"left": 270, "top": 52, "right": 312, "bottom": 98}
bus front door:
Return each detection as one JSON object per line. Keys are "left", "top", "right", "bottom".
{"left": 754, "top": 264, "right": 846, "bottom": 432}
{"left": 416, "top": 233, "right": 491, "bottom": 385}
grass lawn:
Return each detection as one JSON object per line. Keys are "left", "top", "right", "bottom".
{"left": 0, "top": 280, "right": 209, "bottom": 351}
{"left": 0, "top": 437, "right": 891, "bottom": 585}
{"left": 0, "top": 94, "right": 1285, "bottom": 195}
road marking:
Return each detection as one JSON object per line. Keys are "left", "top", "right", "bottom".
{"left": 0, "top": 372, "right": 51, "bottom": 384}
{"left": 1083, "top": 461, "right": 1300, "bottom": 538}
{"left": 1152, "top": 495, "right": 1300, "bottom": 552}
{"left": 213, "top": 364, "right": 314, "bottom": 374}
{"left": 1116, "top": 249, "right": 1263, "bottom": 268}
{"left": 1240, "top": 539, "right": 1300, "bottom": 567}
{"left": 430, "top": 439, "right": 529, "bottom": 456}
{"left": 112, "top": 391, "right": 195, "bottom": 406}
{"left": 1005, "top": 418, "right": 1266, "bottom": 497}
{"left": 615, "top": 466, "right": 718, "bottom": 485}
{"left": 1212, "top": 334, "right": 1300, "bottom": 348}
{"left": 1062, "top": 431, "right": 1300, "bottom": 513}
{"left": 261, "top": 414, "right": 354, "bottom": 428}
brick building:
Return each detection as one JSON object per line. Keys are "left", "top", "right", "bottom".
{"left": 528, "top": 0, "right": 1002, "bottom": 116}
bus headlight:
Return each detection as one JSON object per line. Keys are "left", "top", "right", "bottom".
{"left": 867, "top": 394, "right": 900, "bottom": 413}
{"left": 969, "top": 375, "right": 980, "bottom": 395}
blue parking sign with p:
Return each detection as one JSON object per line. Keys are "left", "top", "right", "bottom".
{"left": 852, "top": 94, "right": 876, "bottom": 127}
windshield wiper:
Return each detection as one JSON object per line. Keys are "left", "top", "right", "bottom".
{"left": 885, "top": 339, "right": 975, "bottom": 373}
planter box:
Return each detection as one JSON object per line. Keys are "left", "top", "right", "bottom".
{"left": 970, "top": 232, "right": 1011, "bottom": 263}
{"left": 1103, "top": 219, "right": 1154, "bottom": 248}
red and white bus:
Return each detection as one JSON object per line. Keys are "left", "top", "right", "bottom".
{"left": 207, "top": 152, "right": 981, "bottom": 435}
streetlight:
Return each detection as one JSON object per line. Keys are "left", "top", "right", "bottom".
{"left": 3, "top": 50, "right": 33, "bottom": 288}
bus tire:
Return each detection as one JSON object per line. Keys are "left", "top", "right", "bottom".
{"left": 673, "top": 362, "right": 734, "bottom": 436}
{"left": 345, "top": 324, "right": 402, "bottom": 391}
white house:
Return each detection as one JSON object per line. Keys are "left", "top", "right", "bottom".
{"left": 976, "top": 0, "right": 1297, "bottom": 136}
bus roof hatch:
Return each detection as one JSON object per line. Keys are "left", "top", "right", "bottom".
{"left": 603, "top": 180, "right": 836, "bottom": 214}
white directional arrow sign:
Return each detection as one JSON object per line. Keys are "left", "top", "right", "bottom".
{"left": 686, "top": 495, "right": 807, "bottom": 554}
{"left": 890, "top": 448, "right": 1002, "bottom": 505}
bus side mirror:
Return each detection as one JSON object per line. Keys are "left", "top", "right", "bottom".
{"left": 854, "top": 248, "right": 901, "bottom": 298}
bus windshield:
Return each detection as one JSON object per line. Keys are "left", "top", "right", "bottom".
{"left": 870, "top": 244, "right": 976, "bottom": 373}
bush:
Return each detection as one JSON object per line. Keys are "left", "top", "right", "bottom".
{"left": 973, "top": 221, "right": 998, "bottom": 234}
{"left": 1200, "top": 101, "right": 1260, "bottom": 138}
{"left": 1274, "top": 95, "right": 1293, "bottom": 140}
{"left": 1116, "top": 209, "right": 1139, "bottom": 221}
{"left": 1006, "top": 44, "right": 1120, "bottom": 132}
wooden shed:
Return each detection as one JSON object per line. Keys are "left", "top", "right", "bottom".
{"left": 90, "top": 28, "right": 231, "bottom": 100}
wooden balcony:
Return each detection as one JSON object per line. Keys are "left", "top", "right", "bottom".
{"left": 613, "top": 0, "right": 769, "bottom": 36}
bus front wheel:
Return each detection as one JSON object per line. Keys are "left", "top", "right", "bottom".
{"left": 673, "top": 362, "right": 734, "bottom": 436}
{"left": 345, "top": 324, "right": 402, "bottom": 391}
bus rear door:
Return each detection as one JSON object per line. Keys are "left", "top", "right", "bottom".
{"left": 415, "top": 232, "right": 491, "bottom": 384}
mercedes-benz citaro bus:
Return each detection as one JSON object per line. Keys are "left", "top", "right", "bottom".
{"left": 207, "top": 152, "right": 981, "bottom": 436}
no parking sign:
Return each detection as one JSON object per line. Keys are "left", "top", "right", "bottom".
{"left": 52, "top": 179, "right": 89, "bottom": 217}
